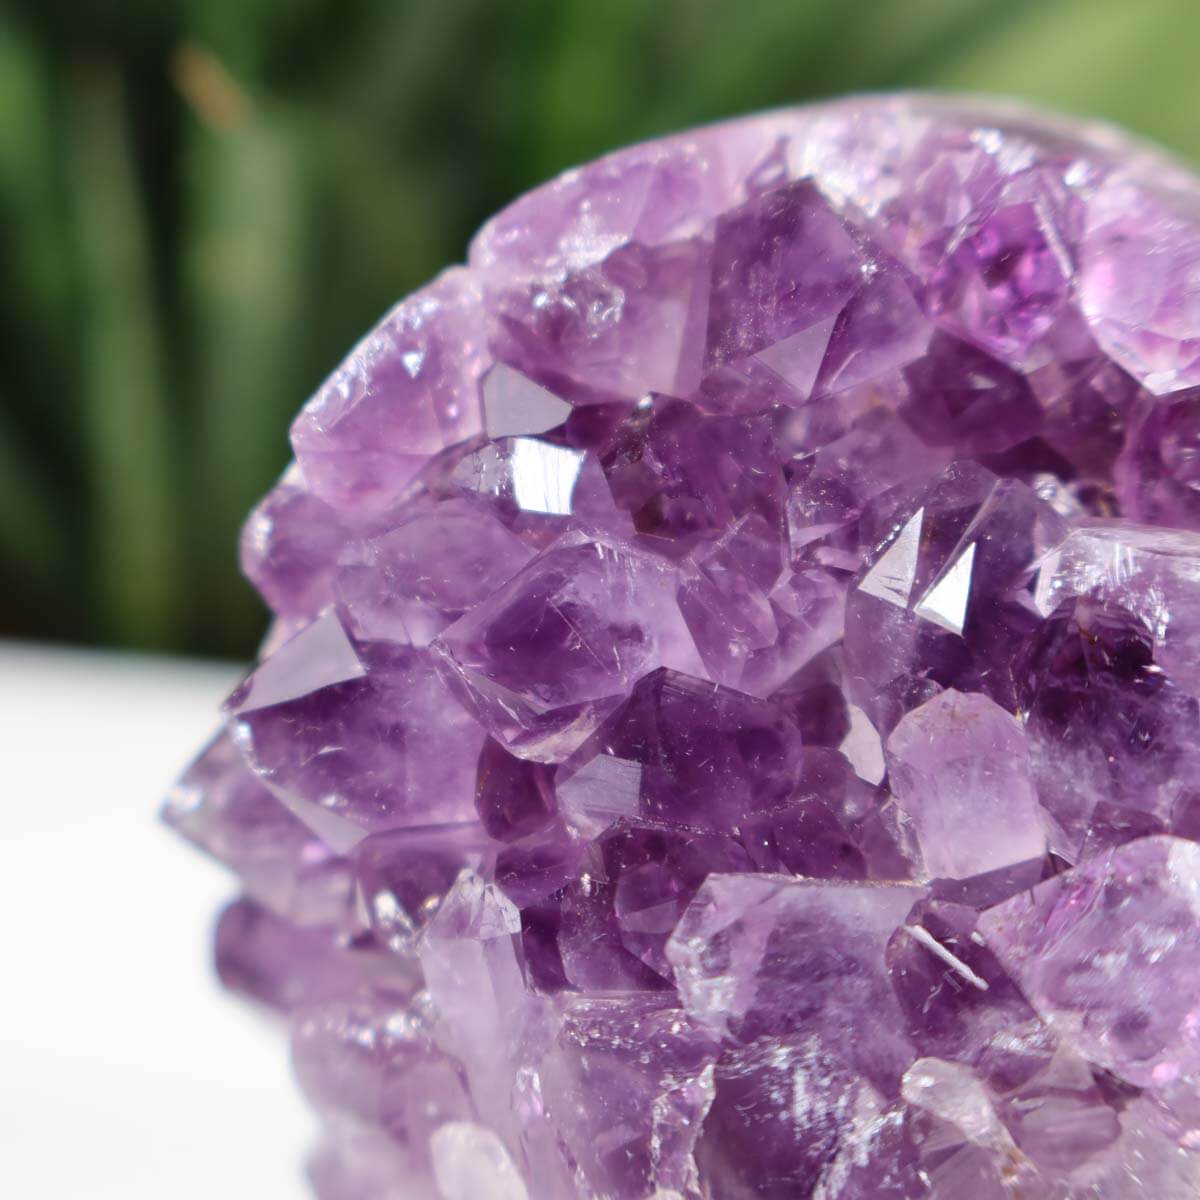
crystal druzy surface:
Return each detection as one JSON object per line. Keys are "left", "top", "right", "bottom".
{"left": 165, "top": 94, "right": 1200, "bottom": 1198}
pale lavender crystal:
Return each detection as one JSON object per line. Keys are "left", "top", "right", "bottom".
{"left": 214, "top": 897, "right": 377, "bottom": 1012}
{"left": 538, "top": 995, "right": 718, "bottom": 1197}
{"left": 678, "top": 518, "right": 846, "bottom": 697}
{"left": 414, "top": 869, "right": 561, "bottom": 1163}
{"left": 979, "top": 837, "right": 1200, "bottom": 1087}
{"left": 1060, "top": 1100, "right": 1200, "bottom": 1198}
{"left": 668, "top": 873, "right": 931, "bottom": 1193}
{"left": 786, "top": 407, "right": 949, "bottom": 563}
{"left": 999, "top": 1049, "right": 1125, "bottom": 1176}
{"left": 165, "top": 731, "right": 353, "bottom": 926}
{"left": 1079, "top": 179, "right": 1200, "bottom": 395}
{"left": 886, "top": 689, "right": 1048, "bottom": 879}
{"left": 166, "top": 94, "right": 1200, "bottom": 1196}
{"left": 1117, "top": 388, "right": 1200, "bottom": 530}
{"left": 491, "top": 237, "right": 711, "bottom": 401}
{"left": 924, "top": 169, "right": 1079, "bottom": 366}
{"left": 334, "top": 500, "right": 533, "bottom": 646}
{"left": 293, "top": 992, "right": 473, "bottom": 1196}
{"left": 290, "top": 270, "right": 488, "bottom": 512}
{"left": 439, "top": 433, "right": 633, "bottom": 547}
{"left": 430, "top": 1123, "right": 531, "bottom": 1200}
{"left": 901, "top": 1057, "right": 1037, "bottom": 1197}
{"left": 241, "top": 464, "right": 351, "bottom": 621}
{"left": 666, "top": 872, "right": 926, "bottom": 1088}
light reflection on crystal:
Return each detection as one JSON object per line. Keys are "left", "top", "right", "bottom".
{"left": 556, "top": 752, "right": 643, "bottom": 836}
{"left": 482, "top": 364, "right": 572, "bottom": 439}
{"left": 168, "top": 95, "right": 1200, "bottom": 1198}
{"left": 859, "top": 507, "right": 924, "bottom": 608}
{"left": 753, "top": 317, "right": 838, "bottom": 397}
{"left": 509, "top": 438, "right": 586, "bottom": 515}
{"left": 913, "top": 541, "right": 976, "bottom": 635}
{"left": 431, "top": 1123, "right": 530, "bottom": 1200}
{"left": 838, "top": 702, "right": 886, "bottom": 785}
{"left": 230, "top": 608, "right": 366, "bottom": 714}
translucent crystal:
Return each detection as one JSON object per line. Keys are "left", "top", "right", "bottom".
{"left": 166, "top": 95, "right": 1200, "bottom": 1196}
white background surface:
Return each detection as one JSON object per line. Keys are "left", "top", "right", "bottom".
{"left": 0, "top": 640, "right": 312, "bottom": 1199}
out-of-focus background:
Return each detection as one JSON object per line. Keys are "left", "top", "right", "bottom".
{"left": 4, "top": 4, "right": 1200, "bottom": 1198}
{"left": 4, "top": 0, "right": 1200, "bottom": 661}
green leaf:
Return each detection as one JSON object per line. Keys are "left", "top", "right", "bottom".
{"left": 66, "top": 60, "right": 178, "bottom": 648}
{"left": 182, "top": 94, "right": 310, "bottom": 650}
{"left": 0, "top": 411, "right": 63, "bottom": 588}
{"left": 0, "top": 20, "right": 74, "bottom": 360}
{"left": 0, "top": 18, "right": 77, "bottom": 588}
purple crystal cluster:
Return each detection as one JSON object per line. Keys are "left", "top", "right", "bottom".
{"left": 166, "top": 95, "right": 1200, "bottom": 1198}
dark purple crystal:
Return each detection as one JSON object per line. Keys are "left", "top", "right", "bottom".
{"left": 167, "top": 94, "right": 1200, "bottom": 1197}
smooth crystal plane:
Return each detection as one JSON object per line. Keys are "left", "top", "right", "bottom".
{"left": 165, "top": 94, "right": 1200, "bottom": 1198}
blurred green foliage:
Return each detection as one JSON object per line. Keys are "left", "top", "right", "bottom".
{"left": 3, "top": 0, "right": 1199, "bottom": 658}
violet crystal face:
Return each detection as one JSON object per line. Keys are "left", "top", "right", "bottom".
{"left": 165, "top": 94, "right": 1200, "bottom": 1198}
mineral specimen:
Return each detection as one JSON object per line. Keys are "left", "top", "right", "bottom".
{"left": 165, "top": 94, "right": 1200, "bottom": 1198}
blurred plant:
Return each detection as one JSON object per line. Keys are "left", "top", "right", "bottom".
{"left": 1, "top": 0, "right": 1197, "bottom": 657}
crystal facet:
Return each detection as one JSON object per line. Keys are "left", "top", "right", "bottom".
{"left": 167, "top": 94, "right": 1200, "bottom": 1197}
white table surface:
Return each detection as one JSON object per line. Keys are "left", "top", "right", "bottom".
{"left": 0, "top": 640, "right": 312, "bottom": 1199}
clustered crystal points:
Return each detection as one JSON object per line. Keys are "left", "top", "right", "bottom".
{"left": 166, "top": 95, "right": 1200, "bottom": 1198}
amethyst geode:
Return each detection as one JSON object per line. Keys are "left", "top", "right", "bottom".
{"left": 165, "top": 94, "right": 1200, "bottom": 1198}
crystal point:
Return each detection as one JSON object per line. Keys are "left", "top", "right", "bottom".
{"left": 168, "top": 95, "right": 1200, "bottom": 1197}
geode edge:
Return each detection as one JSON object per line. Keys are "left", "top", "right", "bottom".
{"left": 166, "top": 93, "right": 1200, "bottom": 1200}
